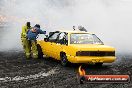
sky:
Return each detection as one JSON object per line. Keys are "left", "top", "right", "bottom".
{"left": 0, "top": 0, "right": 132, "bottom": 53}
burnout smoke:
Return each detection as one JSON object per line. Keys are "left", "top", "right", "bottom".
{"left": 0, "top": 0, "right": 132, "bottom": 53}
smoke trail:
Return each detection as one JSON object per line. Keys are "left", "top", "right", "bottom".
{"left": 0, "top": 0, "right": 132, "bottom": 53}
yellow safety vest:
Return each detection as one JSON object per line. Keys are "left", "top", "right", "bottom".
{"left": 21, "top": 25, "right": 31, "bottom": 38}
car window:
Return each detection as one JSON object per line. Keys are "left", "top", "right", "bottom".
{"left": 48, "top": 32, "right": 60, "bottom": 42}
{"left": 59, "top": 32, "right": 65, "bottom": 40}
{"left": 57, "top": 32, "right": 68, "bottom": 45}
{"left": 70, "top": 33, "right": 103, "bottom": 44}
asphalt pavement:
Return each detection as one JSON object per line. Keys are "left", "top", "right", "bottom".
{"left": 0, "top": 51, "right": 131, "bottom": 88}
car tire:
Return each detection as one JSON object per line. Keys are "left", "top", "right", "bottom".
{"left": 95, "top": 63, "right": 103, "bottom": 67}
{"left": 60, "top": 54, "right": 69, "bottom": 66}
{"left": 37, "top": 45, "right": 43, "bottom": 59}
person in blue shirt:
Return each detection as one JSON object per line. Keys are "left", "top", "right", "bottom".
{"left": 26, "top": 24, "right": 46, "bottom": 59}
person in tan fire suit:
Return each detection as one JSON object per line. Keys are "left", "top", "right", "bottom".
{"left": 21, "top": 22, "right": 32, "bottom": 59}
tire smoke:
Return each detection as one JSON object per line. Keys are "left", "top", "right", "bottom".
{"left": 0, "top": 0, "right": 132, "bottom": 53}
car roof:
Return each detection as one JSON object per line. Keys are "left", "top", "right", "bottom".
{"left": 53, "top": 30, "right": 94, "bottom": 34}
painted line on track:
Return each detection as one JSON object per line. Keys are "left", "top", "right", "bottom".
{"left": 0, "top": 68, "right": 57, "bottom": 83}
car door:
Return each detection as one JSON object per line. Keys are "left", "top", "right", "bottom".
{"left": 52, "top": 32, "right": 68, "bottom": 60}
{"left": 46, "top": 32, "right": 60, "bottom": 57}
{"left": 39, "top": 40, "right": 51, "bottom": 57}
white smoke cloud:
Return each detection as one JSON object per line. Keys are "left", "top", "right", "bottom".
{"left": 0, "top": 0, "right": 132, "bottom": 53}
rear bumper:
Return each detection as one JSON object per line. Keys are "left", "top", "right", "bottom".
{"left": 67, "top": 55, "right": 116, "bottom": 63}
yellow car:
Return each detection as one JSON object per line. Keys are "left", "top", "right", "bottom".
{"left": 37, "top": 31, "right": 116, "bottom": 66}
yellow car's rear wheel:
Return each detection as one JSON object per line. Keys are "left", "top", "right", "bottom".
{"left": 60, "top": 54, "right": 69, "bottom": 66}
{"left": 37, "top": 45, "right": 43, "bottom": 59}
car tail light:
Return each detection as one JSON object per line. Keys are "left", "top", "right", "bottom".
{"left": 76, "top": 51, "right": 115, "bottom": 56}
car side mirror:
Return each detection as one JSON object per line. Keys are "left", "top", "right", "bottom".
{"left": 44, "top": 38, "right": 48, "bottom": 42}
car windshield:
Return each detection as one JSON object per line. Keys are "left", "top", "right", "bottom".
{"left": 70, "top": 33, "right": 103, "bottom": 44}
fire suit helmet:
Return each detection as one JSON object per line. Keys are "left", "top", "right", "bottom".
{"left": 26, "top": 22, "right": 31, "bottom": 28}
